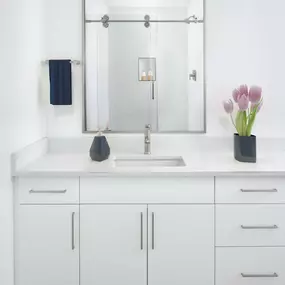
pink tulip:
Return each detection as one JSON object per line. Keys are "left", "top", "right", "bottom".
{"left": 239, "top": 84, "right": 249, "bottom": 97}
{"left": 249, "top": 86, "right": 262, "bottom": 103}
{"left": 232, "top": 89, "right": 240, "bottom": 102}
{"left": 223, "top": 99, "right": 234, "bottom": 114}
{"left": 238, "top": 95, "right": 249, "bottom": 110}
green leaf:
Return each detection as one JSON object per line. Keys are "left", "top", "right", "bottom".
{"left": 246, "top": 106, "right": 258, "bottom": 136}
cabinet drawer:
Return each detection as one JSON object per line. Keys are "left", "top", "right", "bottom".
{"left": 80, "top": 177, "right": 214, "bottom": 204}
{"left": 216, "top": 177, "right": 285, "bottom": 203}
{"left": 17, "top": 178, "right": 79, "bottom": 204}
{"left": 216, "top": 205, "right": 285, "bottom": 246}
{"left": 216, "top": 247, "right": 285, "bottom": 285}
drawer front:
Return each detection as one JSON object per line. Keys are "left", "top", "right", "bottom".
{"left": 216, "top": 177, "right": 285, "bottom": 203}
{"left": 216, "top": 205, "right": 285, "bottom": 246}
{"left": 80, "top": 177, "right": 214, "bottom": 204}
{"left": 17, "top": 177, "right": 79, "bottom": 204}
{"left": 216, "top": 247, "right": 285, "bottom": 285}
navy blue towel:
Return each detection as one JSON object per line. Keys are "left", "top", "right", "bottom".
{"left": 49, "top": 60, "right": 72, "bottom": 105}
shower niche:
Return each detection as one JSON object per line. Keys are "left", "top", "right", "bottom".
{"left": 138, "top": 58, "right": 156, "bottom": 82}
{"left": 84, "top": 0, "right": 205, "bottom": 133}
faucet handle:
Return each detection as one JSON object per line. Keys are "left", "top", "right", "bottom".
{"left": 145, "top": 124, "right": 151, "bottom": 130}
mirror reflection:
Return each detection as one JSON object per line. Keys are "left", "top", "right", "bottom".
{"left": 85, "top": 0, "right": 204, "bottom": 132}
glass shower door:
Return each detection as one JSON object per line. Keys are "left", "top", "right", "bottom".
{"left": 108, "top": 14, "right": 156, "bottom": 132}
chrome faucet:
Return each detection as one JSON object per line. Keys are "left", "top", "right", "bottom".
{"left": 144, "top": 124, "right": 151, "bottom": 155}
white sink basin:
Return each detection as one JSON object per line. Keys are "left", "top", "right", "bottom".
{"left": 114, "top": 156, "right": 185, "bottom": 167}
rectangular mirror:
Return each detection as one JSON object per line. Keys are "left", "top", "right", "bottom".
{"left": 84, "top": 0, "right": 205, "bottom": 133}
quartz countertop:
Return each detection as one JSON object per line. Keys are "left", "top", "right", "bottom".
{"left": 13, "top": 151, "right": 285, "bottom": 177}
{"left": 12, "top": 136, "right": 285, "bottom": 177}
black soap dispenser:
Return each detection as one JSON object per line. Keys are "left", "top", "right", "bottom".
{"left": 90, "top": 131, "right": 110, "bottom": 162}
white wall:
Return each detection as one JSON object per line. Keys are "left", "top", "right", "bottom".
{"left": 43, "top": 0, "right": 83, "bottom": 137}
{"left": 206, "top": 0, "right": 285, "bottom": 137}
{"left": 0, "top": 0, "right": 45, "bottom": 284}
{"left": 45, "top": 0, "right": 285, "bottom": 137}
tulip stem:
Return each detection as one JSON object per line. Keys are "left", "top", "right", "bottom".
{"left": 246, "top": 106, "right": 258, "bottom": 136}
{"left": 230, "top": 113, "right": 237, "bottom": 131}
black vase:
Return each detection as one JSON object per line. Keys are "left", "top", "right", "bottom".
{"left": 234, "top": 133, "right": 256, "bottom": 163}
{"left": 90, "top": 135, "right": 110, "bottom": 162}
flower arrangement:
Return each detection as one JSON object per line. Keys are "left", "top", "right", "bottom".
{"left": 223, "top": 85, "right": 263, "bottom": 136}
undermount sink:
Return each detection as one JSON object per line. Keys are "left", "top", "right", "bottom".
{"left": 114, "top": 156, "right": 186, "bottom": 167}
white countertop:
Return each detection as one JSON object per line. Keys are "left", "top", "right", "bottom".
{"left": 12, "top": 136, "right": 285, "bottom": 177}
{"left": 14, "top": 151, "right": 285, "bottom": 177}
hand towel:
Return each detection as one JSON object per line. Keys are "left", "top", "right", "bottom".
{"left": 49, "top": 60, "right": 72, "bottom": 105}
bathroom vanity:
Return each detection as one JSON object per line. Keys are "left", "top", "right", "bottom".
{"left": 12, "top": 137, "right": 285, "bottom": 285}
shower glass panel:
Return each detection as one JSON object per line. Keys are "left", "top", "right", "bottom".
{"left": 108, "top": 14, "right": 156, "bottom": 132}
{"left": 151, "top": 12, "right": 189, "bottom": 132}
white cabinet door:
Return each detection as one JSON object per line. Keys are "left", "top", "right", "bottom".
{"left": 80, "top": 205, "right": 147, "bottom": 285}
{"left": 16, "top": 205, "right": 79, "bottom": 285}
{"left": 148, "top": 205, "right": 214, "bottom": 285}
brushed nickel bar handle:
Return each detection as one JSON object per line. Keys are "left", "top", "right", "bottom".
{"left": 241, "top": 273, "right": 278, "bottom": 278}
{"left": 29, "top": 189, "right": 67, "bottom": 194}
{"left": 140, "top": 212, "right": 143, "bottom": 250}
{"left": 241, "top": 225, "right": 278, "bottom": 229}
{"left": 71, "top": 212, "right": 75, "bottom": 250}
{"left": 240, "top": 189, "right": 277, "bottom": 193}
{"left": 152, "top": 212, "right": 155, "bottom": 250}
{"left": 151, "top": 82, "right": 155, "bottom": 100}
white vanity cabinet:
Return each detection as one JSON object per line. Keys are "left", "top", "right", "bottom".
{"left": 14, "top": 175, "right": 285, "bottom": 285}
{"left": 15, "top": 205, "right": 80, "bottom": 285}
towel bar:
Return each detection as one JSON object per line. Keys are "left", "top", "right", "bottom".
{"left": 42, "top": 60, "right": 81, "bottom": 65}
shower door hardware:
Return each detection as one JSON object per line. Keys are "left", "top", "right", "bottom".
{"left": 189, "top": 70, "right": 197, "bottom": 81}
{"left": 151, "top": 82, "right": 155, "bottom": 100}
{"left": 101, "top": 14, "right": 109, "bottom": 28}
{"left": 86, "top": 14, "right": 204, "bottom": 28}
{"left": 144, "top": 15, "right": 150, "bottom": 28}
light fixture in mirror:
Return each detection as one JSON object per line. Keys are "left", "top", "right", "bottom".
{"left": 84, "top": 0, "right": 205, "bottom": 133}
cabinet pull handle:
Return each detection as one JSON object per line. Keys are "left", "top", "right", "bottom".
{"left": 152, "top": 212, "right": 155, "bottom": 250}
{"left": 240, "top": 189, "right": 277, "bottom": 193}
{"left": 241, "top": 225, "right": 278, "bottom": 230}
{"left": 140, "top": 212, "right": 143, "bottom": 250}
{"left": 71, "top": 212, "right": 75, "bottom": 250}
{"left": 29, "top": 189, "right": 67, "bottom": 194}
{"left": 241, "top": 273, "right": 278, "bottom": 278}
